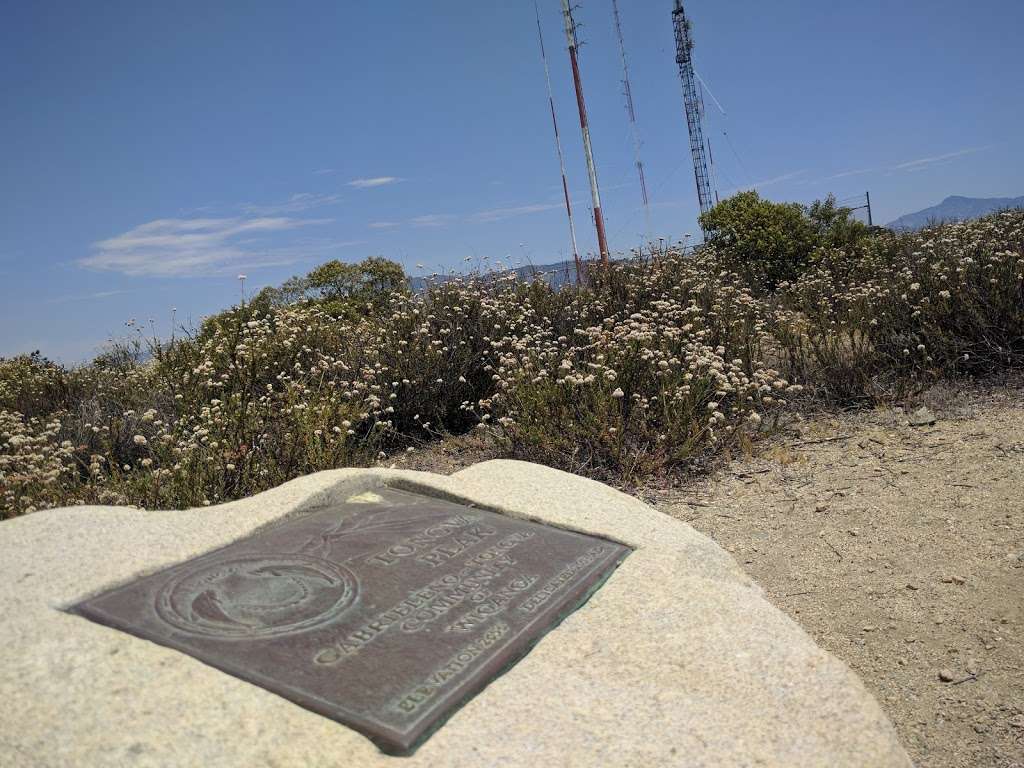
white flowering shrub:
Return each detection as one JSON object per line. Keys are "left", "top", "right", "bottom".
{"left": 0, "top": 353, "right": 77, "bottom": 417}
{"left": 776, "top": 210, "right": 1024, "bottom": 399}
{"left": 1, "top": 210, "right": 1022, "bottom": 518}
{"left": 0, "top": 411, "right": 79, "bottom": 514}
{"left": 486, "top": 252, "right": 788, "bottom": 478}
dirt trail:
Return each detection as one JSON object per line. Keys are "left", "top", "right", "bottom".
{"left": 648, "top": 381, "right": 1024, "bottom": 768}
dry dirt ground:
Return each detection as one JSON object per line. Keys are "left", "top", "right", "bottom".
{"left": 647, "top": 381, "right": 1024, "bottom": 768}
{"left": 392, "top": 379, "right": 1024, "bottom": 767}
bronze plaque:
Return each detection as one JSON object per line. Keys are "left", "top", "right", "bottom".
{"left": 70, "top": 488, "right": 630, "bottom": 755}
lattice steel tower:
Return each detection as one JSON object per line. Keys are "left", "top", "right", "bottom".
{"left": 672, "top": 0, "right": 714, "bottom": 219}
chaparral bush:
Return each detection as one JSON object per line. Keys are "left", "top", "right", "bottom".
{"left": 699, "top": 191, "right": 872, "bottom": 291}
{"left": 774, "top": 210, "right": 1024, "bottom": 400}
{"left": 487, "top": 251, "right": 791, "bottom": 478}
{"left": 2, "top": 208, "right": 1022, "bottom": 518}
{"left": 699, "top": 190, "right": 817, "bottom": 290}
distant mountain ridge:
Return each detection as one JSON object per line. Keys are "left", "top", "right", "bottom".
{"left": 887, "top": 195, "right": 1024, "bottom": 230}
{"left": 409, "top": 259, "right": 585, "bottom": 292}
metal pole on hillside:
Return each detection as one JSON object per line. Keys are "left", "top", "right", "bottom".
{"left": 560, "top": 0, "right": 610, "bottom": 267}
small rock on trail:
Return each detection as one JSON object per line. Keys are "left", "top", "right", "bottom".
{"left": 908, "top": 406, "right": 937, "bottom": 427}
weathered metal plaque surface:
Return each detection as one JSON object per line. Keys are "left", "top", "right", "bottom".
{"left": 71, "top": 487, "right": 630, "bottom": 755}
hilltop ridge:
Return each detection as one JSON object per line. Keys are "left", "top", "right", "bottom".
{"left": 887, "top": 195, "right": 1024, "bottom": 230}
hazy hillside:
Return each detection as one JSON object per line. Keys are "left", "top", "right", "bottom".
{"left": 887, "top": 195, "right": 1024, "bottom": 230}
{"left": 409, "top": 259, "right": 586, "bottom": 292}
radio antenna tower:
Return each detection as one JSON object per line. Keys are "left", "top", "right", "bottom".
{"left": 672, "top": 0, "right": 716, "bottom": 224}
{"left": 610, "top": 0, "right": 650, "bottom": 239}
{"left": 560, "top": 0, "right": 610, "bottom": 266}
{"left": 610, "top": 0, "right": 651, "bottom": 240}
{"left": 533, "top": 0, "right": 583, "bottom": 281}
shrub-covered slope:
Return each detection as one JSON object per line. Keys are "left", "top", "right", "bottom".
{"left": 2, "top": 210, "right": 1022, "bottom": 518}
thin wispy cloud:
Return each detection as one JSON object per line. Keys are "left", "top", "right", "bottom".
{"left": 821, "top": 145, "right": 992, "bottom": 183}
{"left": 824, "top": 167, "right": 874, "bottom": 181}
{"left": 281, "top": 236, "right": 367, "bottom": 254}
{"left": 747, "top": 169, "right": 808, "bottom": 188}
{"left": 240, "top": 192, "right": 343, "bottom": 216}
{"left": 720, "top": 169, "right": 807, "bottom": 196}
{"left": 365, "top": 199, "right": 563, "bottom": 232}
{"left": 471, "top": 203, "right": 562, "bottom": 223}
{"left": 46, "top": 290, "right": 130, "bottom": 305}
{"left": 893, "top": 145, "right": 990, "bottom": 172}
{"left": 348, "top": 176, "right": 403, "bottom": 189}
{"left": 312, "top": 168, "right": 336, "bottom": 176}
{"left": 80, "top": 217, "right": 332, "bottom": 277}
{"left": 410, "top": 213, "right": 457, "bottom": 228}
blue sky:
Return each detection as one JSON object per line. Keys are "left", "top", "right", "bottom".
{"left": 2, "top": 0, "right": 1021, "bottom": 362}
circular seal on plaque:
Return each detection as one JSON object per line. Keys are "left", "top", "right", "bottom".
{"left": 156, "top": 554, "right": 357, "bottom": 638}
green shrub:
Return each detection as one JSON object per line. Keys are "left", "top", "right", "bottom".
{"left": 258, "top": 256, "right": 408, "bottom": 318}
{"left": 0, "top": 352, "right": 77, "bottom": 419}
{"left": 806, "top": 195, "right": 871, "bottom": 250}
{"left": 200, "top": 257, "right": 409, "bottom": 342}
{"left": 700, "top": 190, "right": 818, "bottom": 289}
{"left": 700, "top": 191, "right": 870, "bottom": 290}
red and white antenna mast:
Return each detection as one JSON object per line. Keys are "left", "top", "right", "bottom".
{"left": 533, "top": 0, "right": 583, "bottom": 281}
{"left": 560, "top": 0, "right": 610, "bottom": 266}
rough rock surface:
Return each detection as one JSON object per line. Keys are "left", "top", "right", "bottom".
{"left": 0, "top": 461, "right": 910, "bottom": 767}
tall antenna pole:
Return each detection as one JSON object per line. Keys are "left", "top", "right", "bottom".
{"left": 534, "top": 0, "right": 583, "bottom": 282}
{"left": 560, "top": 0, "right": 610, "bottom": 266}
{"left": 672, "top": 0, "right": 715, "bottom": 226}
{"left": 611, "top": 0, "right": 650, "bottom": 239}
